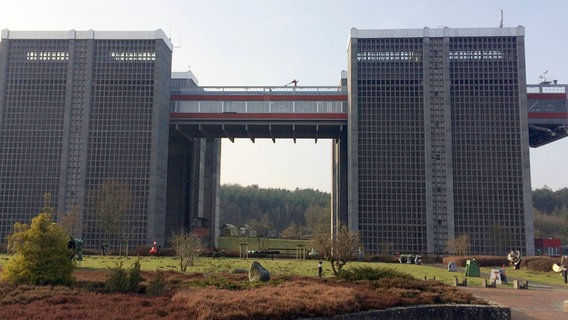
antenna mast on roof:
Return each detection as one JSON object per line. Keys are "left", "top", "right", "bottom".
{"left": 539, "top": 70, "right": 551, "bottom": 85}
{"left": 499, "top": 9, "right": 503, "bottom": 28}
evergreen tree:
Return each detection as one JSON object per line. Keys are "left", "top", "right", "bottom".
{"left": 4, "top": 213, "right": 74, "bottom": 285}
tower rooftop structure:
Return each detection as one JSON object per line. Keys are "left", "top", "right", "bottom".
{"left": 350, "top": 26, "right": 525, "bottom": 38}
{"left": 1, "top": 29, "right": 173, "bottom": 51}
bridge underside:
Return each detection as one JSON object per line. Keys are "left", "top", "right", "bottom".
{"left": 529, "top": 123, "right": 568, "bottom": 147}
{"left": 171, "top": 113, "right": 347, "bottom": 142}
{"left": 167, "top": 111, "right": 349, "bottom": 250}
{"left": 527, "top": 89, "right": 568, "bottom": 147}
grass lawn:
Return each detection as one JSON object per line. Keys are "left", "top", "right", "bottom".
{"left": 2, "top": 253, "right": 566, "bottom": 288}
{"left": 2, "top": 253, "right": 565, "bottom": 320}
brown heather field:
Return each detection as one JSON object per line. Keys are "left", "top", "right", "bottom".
{"left": 0, "top": 268, "right": 485, "bottom": 320}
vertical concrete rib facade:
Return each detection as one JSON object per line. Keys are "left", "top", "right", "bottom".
{"left": 0, "top": 30, "right": 172, "bottom": 249}
{"left": 166, "top": 72, "right": 221, "bottom": 248}
{"left": 346, "top": 27, "right": 534, "bottom": 256}
{"left": 0, "top": 27, "right": 535, "bottom": 256}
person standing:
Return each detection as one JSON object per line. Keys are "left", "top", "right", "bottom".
{"left": 318, "top": 261, "right": 323, "bottom": 277}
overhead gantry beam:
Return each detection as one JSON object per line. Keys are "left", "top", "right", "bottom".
{"left": 269, "top": 124, "right": 276, "bottom": 143}
{"left": 292, "top": 124, "right": 296, "bottom": 143}
{"left": 245, "top": 124, "right": 255, "bottom": 143}
{"left": 315, "top": 124, "right": 319, "bottom": 144}
{"left": 222, "top": 124, "right": 234, "bottom": 142}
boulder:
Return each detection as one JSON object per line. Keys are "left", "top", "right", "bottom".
{"left": 248, "top": 261, "right": 270, "bottom": 282}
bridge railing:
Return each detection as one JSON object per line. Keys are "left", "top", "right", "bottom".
{"left": 171, "top": 100, "right": 347, "bottom": 114}
{"left": 171, "top": 86, "right": 347, "bottom": 95}
{"left": 171, "top": 86, "right": 348, "bottom": 113}
{"left": 527, "top": 84, "right": 567, "bottom": 94}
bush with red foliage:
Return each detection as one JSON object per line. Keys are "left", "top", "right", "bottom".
{"left": 0, "top": 269, "right": 484, "bottom": 320}
{"left": 172, "top": 279, "right": 362, "bottom": 320}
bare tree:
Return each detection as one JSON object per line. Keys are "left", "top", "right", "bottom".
{"left": 93, "top": 180, "right": 132, "bottom": 254}
{"left": 311, "top": 224, "right": 361, "bottom": 276}
{"left": 247, "top": 214, "right": 274, "bottom": 251}
{"left": 59, "top": 204, "right": 82, "bottom": 239}
{"left": 311, "top": 225, "right": 333, "bottom": 260}
{"left": 446, "top": 233, "right": 471, "bottom": 256}
{"left": 170, "top": 230, "right": 202, "bottom": 272}
{"left": 117, "top": 218, "right": 134, "bottom": 256}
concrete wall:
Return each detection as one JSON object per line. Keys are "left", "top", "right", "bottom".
{"left": 308, "top": 304, "right": 510, "bottom": 320}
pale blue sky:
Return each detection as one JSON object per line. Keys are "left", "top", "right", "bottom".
{"left": 2, "top": 0, "right": 567, "bottom": 192}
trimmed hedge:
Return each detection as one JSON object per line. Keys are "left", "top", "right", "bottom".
{"left": 443, "top": 255, "right": 563, "bottom": 272}
{"left": 442, "top": 256, "right": 508, "bottom": 268}
{"left": 520, "top": 256, "right": 559, "bottom": 272}
{"left": 366, "top": 255, "right": 400, "bottom": 263}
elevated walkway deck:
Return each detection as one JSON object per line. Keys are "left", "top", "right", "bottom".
{"left": 170, "top": 84, "right": 568, "bottom": 146}
{"left": 170, "top": 86, "right": 347, "bottom": 142}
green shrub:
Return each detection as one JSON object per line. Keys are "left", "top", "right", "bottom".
{"left": 146, "top": 270, "right": 167, "bottom": 295}
{"left": 105, "top": 259, "right": 143, "bottom": 293}
{"left": 105, "top": 261, "right": 129, "bottom": 293}
{"left": 3, "top": 213, "right": 74, "bottom": 285}
{"left": 127, "top": 258, "right": 143, "bottom": 293}
{"left": 337, "top": 266, "right": 414, "bottom": 282}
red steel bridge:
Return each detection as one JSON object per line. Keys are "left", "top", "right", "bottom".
{"left": 170, "top": 86, "right": 348, "bottom": 142}
{"left": 170, "top": 84, "right": 568, "bottom": 147}
{"left": 528, "top": 84, "right": 568, "bottom": 147}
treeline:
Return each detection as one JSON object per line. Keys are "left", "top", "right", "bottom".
{"left": 532, "top": 187, "right": 568, "bottom": 243}
{"left": 219, "top": 184, "right": 568, "bottom": 242}
{"left": 533, "top": 187, "right": 568, "bottom": 214}
{"left": 219, "top": 184, "right": 330, "bottom": 238}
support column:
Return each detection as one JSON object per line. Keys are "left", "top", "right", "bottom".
{"left": 332, "top": 132, "right": 349, "bottom": 237}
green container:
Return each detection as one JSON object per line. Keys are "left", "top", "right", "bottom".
{"left": 465, "top": 259, "right": 480, "bottom": 277}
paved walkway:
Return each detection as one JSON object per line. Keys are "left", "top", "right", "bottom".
{"left": 460, "top": 282, "right": 568, "bottom": 320}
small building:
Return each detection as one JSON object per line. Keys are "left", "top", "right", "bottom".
{"left": 221, "top": 224, "right": 238, "bottom": 237}
{"left": 239, "top": 224, "right": 257, "bottom": 238}
{"left": 534, "top": 238, "right": 561, "bottom": 256}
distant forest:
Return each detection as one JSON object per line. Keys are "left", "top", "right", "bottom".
{"left": 219, "top": 184, "right": 330, "bottom": 239}
{"left": 220, "top": 184, "right": 568, "bottom": 243}
{"left": 532, "top": 187, "right": 568, "bottom": 243}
